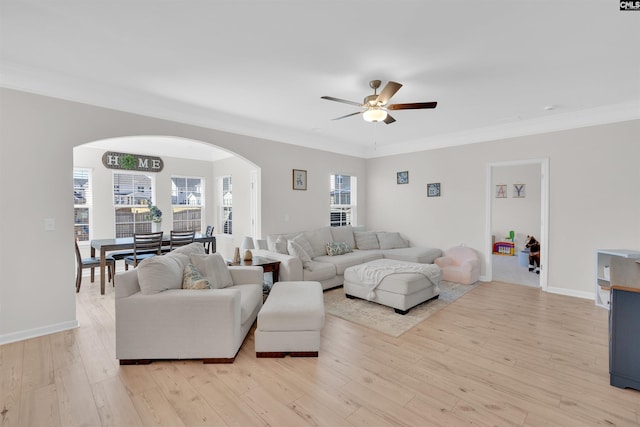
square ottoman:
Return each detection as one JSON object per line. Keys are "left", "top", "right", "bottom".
{"left": 255, "top": 281, "right": 325, "bottom": 357}
{"left": 343, "top": 259, "right": 441, "bottom": 314}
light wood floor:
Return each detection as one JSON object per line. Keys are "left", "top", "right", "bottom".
{"left": 2, "top": 280, "right": 639, "bottom": 427}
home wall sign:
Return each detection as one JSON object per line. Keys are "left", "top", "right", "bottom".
{"left": 102, "top": 152, "right": 164, "bottom": 172}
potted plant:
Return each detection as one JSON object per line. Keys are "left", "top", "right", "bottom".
{"left": 149, "top": 203, "right": 162, "bottom": 232}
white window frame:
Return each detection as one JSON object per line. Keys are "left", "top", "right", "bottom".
{"left": 74, "top": 168, "right": 92, "bottom": 243}
{"left": 171, "top": 175, "right": 204, "bottom": 232}
{"left": 113, "top": 171, "right": 156, "bottom": 238}
{"left": 219, "top": 175, "right": 233, "bottom": 236}
{"left": 330, "top": 174, "right": 357, "bottom": 227}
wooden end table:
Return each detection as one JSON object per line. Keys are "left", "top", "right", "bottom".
{"left": 227, "top": 256, "right": 281, "bottom": 284}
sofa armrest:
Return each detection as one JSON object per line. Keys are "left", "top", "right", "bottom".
{"left": 229, "top": 266, "right": 263, "bottom": 285}
{"left": 251, "top": 249, "right": 303, "bottom": 281}
{"left": 115, "top": 269, "right": 141, "bottom": 299}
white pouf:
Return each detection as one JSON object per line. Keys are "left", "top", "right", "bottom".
{"left": 255, "top": 281, "right": 324, "bottom": 357}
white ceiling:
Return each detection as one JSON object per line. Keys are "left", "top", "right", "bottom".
{"left": 2, "top": 1, "right": 639, "bottom": 159}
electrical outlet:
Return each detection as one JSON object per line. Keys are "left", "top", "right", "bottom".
{"left": 44, "top": 218, "right": 55, "bottom": 231}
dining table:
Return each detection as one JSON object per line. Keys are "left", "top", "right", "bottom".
{"left": 90, "top": 233, "right": 216, "bottom": 294}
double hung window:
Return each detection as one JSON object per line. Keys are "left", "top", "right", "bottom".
{"left": 113, "top": 172, "right": 155, "bottom": 237}
{"left": 73, "top": 168, "right": 92, "bottom": 241}
{"left": 330, "top": 174, "right": 356, "bottom": 226}
{"left": 171, "top": 176, "right": 204, "bottom": 232}
{"left": 220, "top": 176, "right": 232, "bottom": 235}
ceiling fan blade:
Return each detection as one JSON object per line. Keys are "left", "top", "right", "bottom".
{"left": 321, "top": 96, "right": 363, "bottom": 107}
{"left": 387, "top": 101, "right": 437, "bottom": 110}
{"left": 376, "top": 81, "right": 402, "bottom": 105}
{"left": 331, "top": 111, "right": 363, "bottom": 120}
{"left": 383, "top": 114, "right": 396, "bottom": 124}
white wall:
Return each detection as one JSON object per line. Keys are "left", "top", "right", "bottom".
{"left": 0, "top": 88, "right": 366, "bottom": 343}
{"left": 491, "top": 164, "right": 541, "bottom": 251}
{"left": 1, "top": 87, "right": 638, "bottom": 343}
{"left": 366, "top": 120, "right": 640, "bottom": 298}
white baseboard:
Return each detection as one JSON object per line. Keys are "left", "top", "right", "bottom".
{"left": 545, "top": 286, "right": 594, "bottom": 300}
{"left": 0, "top": 320, "right": 79, "bottom": 345}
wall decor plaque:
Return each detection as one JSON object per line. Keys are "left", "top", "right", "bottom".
{"left": 102, "top": 151, "right": 164, "bottom": 172}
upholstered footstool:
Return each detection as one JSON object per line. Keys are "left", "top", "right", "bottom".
{"left": 255, "top": 281, "right": 325, "bottom": 357}
{"left": 343, "top": 259, "right": 441, "bottom": 315}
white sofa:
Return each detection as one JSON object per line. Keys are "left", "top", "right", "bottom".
{"left": 252, "top": 225, "right": 442, "bottom": 290}
{"left": 115, "top": 243, "right": 263, "bottom": 364}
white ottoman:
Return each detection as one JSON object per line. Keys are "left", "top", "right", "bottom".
{"left": 343, "top": 259, "right": 441, "bottom": 315}
{"left": 255, "top": 281, "right": 325, "bottom": 357}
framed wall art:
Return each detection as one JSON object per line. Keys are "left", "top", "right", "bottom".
{"left": 397, "top": 171, "right": 409, "bottom": 184}
{"left": 513, "top": 183, "right": 526, "bottom": 198}
{"left": 292, "top": 169, "right": 307, "bottom": 190}
{"left": 496, "top": 184, "right": 507, "bottom": 198}
{"left": 427, "top": 182, "right": 441, "bottom": 197}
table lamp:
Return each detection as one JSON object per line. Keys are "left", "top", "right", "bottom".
{"left": 241, "top": 236, "right": 255, "bottom": 261}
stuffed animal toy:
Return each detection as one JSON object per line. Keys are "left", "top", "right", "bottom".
{"left": 524, "top": 235, "right": 541, "bottom": 274}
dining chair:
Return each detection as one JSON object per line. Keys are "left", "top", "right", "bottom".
{"left": 169, "top": 230, "right": 195, "bottom": 250}
{"left": 124, "top": 231, "right": 164, "bottom": 270}
{"left": 75, "top": 238, "right": 115, "bottom": 293}
{"left": 204, "top": 225, "right": 215, "bottom": 253}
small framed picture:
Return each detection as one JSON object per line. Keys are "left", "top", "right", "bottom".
{"left": 513, "top": 183, "right": 526, "bottom": 198}
{"left": 397, "top": 171, "right": 409, "bottom": 184}
{"left": 427, "top": 182, "right": 441, "bottom": 197}
{"left": 292, "top": 169, "right": 307, "bottom": 190}
{"left": 496, "top": 184, "right": 507, "bottom": 198}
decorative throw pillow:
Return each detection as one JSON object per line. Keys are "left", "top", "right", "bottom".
{"left": 137, "top": 253, "right": 189, "bottom": 295}
{"left": 172, "top": 242, "right": 206, "bottom": 257}
{"left": 354, "top": 231, "right": 380, "bottom": 250}
{"left": 287, "top": 240, "right": 312, "bottom": 268}
{"left": 182, "top": 263, "right": 212, "bottom": 289}
{"left": 377, "top": 232, "right": 409, "bottom": 249}
{"left": 291, "top": 233, "right": 315, "bottom": 258}
{"left": 326, "top": 241, "right": 353, "bottom": 256}
{"left": 267, "top": 235, "right": 288, "bottom": 254}
{"left": 189, "top": 253, "right": 234, "bottom": 289}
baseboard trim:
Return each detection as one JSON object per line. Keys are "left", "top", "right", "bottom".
{"left": 0, "top": 320, "right": 79, "bottom": 345}
{"left": 545, "top": 286, "right": 594, "bottom": 300}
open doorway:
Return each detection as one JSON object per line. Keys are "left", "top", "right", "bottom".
{"left": 485, "top": 159, "right": 549, "bottom": 290}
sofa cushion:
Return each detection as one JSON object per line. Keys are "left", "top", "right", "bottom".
{"left": 330, "top": 225, "right": 355, "bottom": 248}
{"left": 383, "top": 247, "right": 442, "bottom": 264}
{"left": 137, "top": 253, "right": 189, "bottom": 295}
{"left": 287, "top": 239, "right": 312, "bottom": 267}
{"left": 354, "top": 231, "right": 380, "bottom": 250}
{"left": 303, "top": 227, "right": 333, "bottom": 257}
{"left": 314, "top": 251, "right": 383, "bottom": 275}
{"left": 267, "top": 235, "right": 288, "bottom": 254}
{"left": 303, "top": 261, "right": 336, "bottom": 282}
{"left": 189, "top": 253, "right": 234, "bottom": 289}
{"left": 377, "top": 232, "right": 409, "bottom": 249}
{"left": 326, "top": 241, "right": 353, "bottom": 256}
{"left": 172, "top": 242, "right": 206, "bottom": 256}
{"left": 291, "top": 233, "right": 316, "bottom": 258}
{"left": 182, "top": 263, "right": 212, "bottom": 289}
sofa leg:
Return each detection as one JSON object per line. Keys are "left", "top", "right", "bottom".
{"left": 394, "top": 308, "right": 410, "bottom": 315}
{"left": 345, "top": 294, "right": 356, "bottom": 299}
{"left": 203, "top": 358, "right": 235, "bottom": 364}
{"left": 256, "top": 351, "right": 318, "bottom": 358}
{"left": 119, "top": 359, "right": 152, "bottom": 365}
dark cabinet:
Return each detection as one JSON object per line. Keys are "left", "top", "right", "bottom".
{"left": 609, "top": 257, "right": 640, "bottom": 391}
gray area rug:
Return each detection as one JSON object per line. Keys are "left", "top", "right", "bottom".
{"left": 323, "top": 281, "right": 478, "bottom": 337}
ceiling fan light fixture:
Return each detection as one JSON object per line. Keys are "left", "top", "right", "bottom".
{"left": 363, "top": 107, "right": 387, "bottom": 122}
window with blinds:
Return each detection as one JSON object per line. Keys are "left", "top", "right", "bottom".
{"left": 220, "top": 176, "right": 232, "bottom": 235}
{"left": 73, "top": 168, "right": 92, "bottom": 242}
{"left": 171, "top": 176, "right": 203, "bottom": 232}
{"left": 113, "top": 172, "right": 155, "bottom": 237}
{"left": 330, "top": 174, "right": 356, "bottom": 227}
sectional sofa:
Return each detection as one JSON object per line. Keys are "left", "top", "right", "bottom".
{"left": 252, "top": 225, "right": 442, "bottom": 290}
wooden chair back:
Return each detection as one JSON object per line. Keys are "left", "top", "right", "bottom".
{"left": 170, "top": 230, "right": 195, "bottom": 250}
{"left": 131, "top": 231, "right": 164, "bottom": 265}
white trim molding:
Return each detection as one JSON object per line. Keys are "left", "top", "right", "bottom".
{"left": 0, "top": 320, "right": 79, "bottom": 346}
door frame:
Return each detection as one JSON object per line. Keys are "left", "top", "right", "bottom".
{"left": 484, "top": 158, "right": 549, "bottom": 291}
